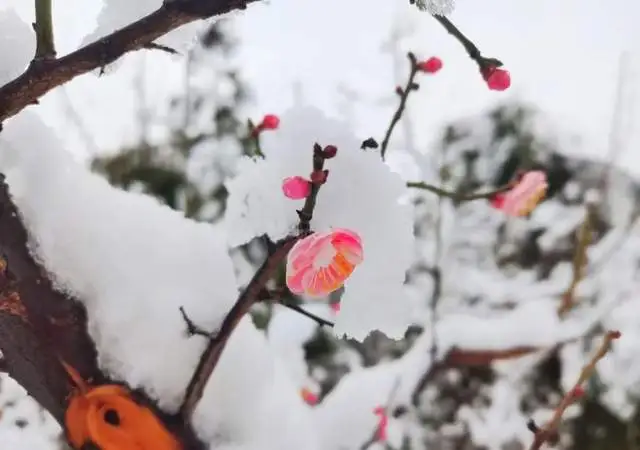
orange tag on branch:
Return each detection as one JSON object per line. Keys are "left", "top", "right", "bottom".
{"left": 61, "top": 361, "right": 181, "bottom": 450}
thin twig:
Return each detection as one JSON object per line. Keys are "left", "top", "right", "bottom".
{"left": 179, "top": 143, "right": 332, "bottom": 420}
{"left": 179, "top": 306, "right": 216, "bottom": 338}
{"left": 247, "top": 119, "right": 265, "bottom": 158}
{"left": 33, "top": 0, "right": 56, "bottom": 60}
{"left": 143, "top": 42, "right": 179, "bottom": 54}
{"left": 281, "top": 302, "right": 335, "bottom": 328}
{"left": 0, "top": 0, "right": 258, "bottom": 123}
{"left": 380, "top": 52, "right": 420, "bottom": 160}
{"left": 431, "top": 14, "right": 502, "bottom": 74}
{"left": 587, "top": 210, "right": 640, "bottom": 277}
{"left": 558, "top": 205, "right": 592, "bottom": 317}
{"left": 407, "top": 180, "right": 511, "bottom": 201}
{"left": 258, "top": 281, "right": 335, "bottom": 328}
{"left": 528, "top": 330, "right": 621, "bottom": 450}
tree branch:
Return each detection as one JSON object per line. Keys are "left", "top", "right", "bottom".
{"left": 380, "top": 52, "right": 420, "bottom": 160}
{"left": 179, "top": 142, "right": 332, "bottom": 420}
{"left": 407, "top": 180, "right": 512, "bottom": 201}
{"left": 33, "top": 0, "right": 56, "bottom": 60}
{"left": 528, "top": 331, "right": 621, "bottom": 450}
{"left": 0, "top": 0, "right": 258, "bottom": 123}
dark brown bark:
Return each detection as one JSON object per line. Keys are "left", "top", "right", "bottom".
{"left": 0, "top": 175, "right": 102, "bottom": 423}
{"left": 0, "top": 0, "right": 258, "bottom": 123}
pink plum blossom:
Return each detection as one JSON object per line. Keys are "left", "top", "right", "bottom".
{"left": 286, "top": 228, "right": 363, "bottom": 297}
{"left": 491, "top": 170, "right": 548, "bottom": 216}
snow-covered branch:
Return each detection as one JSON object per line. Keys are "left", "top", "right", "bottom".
{"left": 0, "top": 0, "right": 258, "bottom": 123}
{"left": 0, "top": 176, "right": 101, "bottom": 424}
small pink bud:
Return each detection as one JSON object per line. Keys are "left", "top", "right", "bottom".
{"left": 260, "top": 114, "right": 280, "bottom": 130}
{"left": 330, "top": 302, "right": 341, "bottom": 314}
{"left": 483, "top": 66, "right": 511, "bottom": 91}
{"left": 310, "top": 169, "right": 329, "bottom": 184}
{"left": 282, "top": 176, "right": 311, "bottom": 199}
{"left": 609, "top": 330, "right": 622, "bottom": 339}
{"left": 489, "top": 193, "right": 505, "bottom": 209}
{"left": 418, "top": 57, "right": 443, "bottom": 74}
{"left": 373, "top": 406, "right": 389, "bottom": 441}
{"left": 322, "top": 145, "right": 338, "bottom": 159}
{"left": 300, "top": 387, "right": 319, "bottom": 406}
{"left": 395, "top": 86, "right": 403, "bottom": 96}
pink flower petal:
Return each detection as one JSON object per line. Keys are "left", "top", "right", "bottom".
{"left": 282, "top": 176, "right": 311, "bottom": 200}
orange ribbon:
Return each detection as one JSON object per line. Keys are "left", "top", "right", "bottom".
{"left": 61, "top": 361, "right": 181, "bottom": 450}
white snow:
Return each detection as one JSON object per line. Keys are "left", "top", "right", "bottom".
{"left": 0, "top": 375, "right": 60, "bottom": 450}
{"left": 225, "top": 106, "right": 415, "bottom": 341}
{"left": 0, "top": 111, "right": 319, "bottom": 450}
{"left": 0, "top": 7, "right": 35, "bottom": 86}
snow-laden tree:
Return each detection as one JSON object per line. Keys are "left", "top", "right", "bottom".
{"left": 0, "top": 1, "right": 631, "bottom": 450}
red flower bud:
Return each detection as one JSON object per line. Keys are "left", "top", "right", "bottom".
{"left": 482, "top": 66, "right": 511, "bottom": 91}
{"left": 417, "top": 57, "right": 443, "bottom": 74}
{"left": 322, "top": 145, "right": 338, "bottom": 159}
{"left": 259, "top": 114, "right": 280, "bottom": 130}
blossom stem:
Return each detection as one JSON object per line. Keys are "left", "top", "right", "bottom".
{"left": 297, "top": 143, "right": 328, "bottom": 234}
{"left": 406, "top": 181, "right": 511, "bottom": 201}
{"left": 281, "top": 301, "right": 334, "bottom": 328}
{"left": 431, "top": 14, "right": 502, "bottom": 74}
{"left": 379, "top": 53, "right": 420, "bottom": 160}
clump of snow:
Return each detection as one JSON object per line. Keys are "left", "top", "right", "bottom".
{"left": 0, "top": 8, "right": 35, "bottom": 86}
{"left": 267, "top": 303, "right": 333, "bottom": 386}
{"left": 81, "top": 0, "right": 207, "bottom": 71}
{"left": 0, "top": 112, "right": 319, "bottom": 449}
{"left": 225, "top": 106, "right": 415, "bottom": 341}
{"left": 414, "top": 0, "right": 456, "bottom": 16}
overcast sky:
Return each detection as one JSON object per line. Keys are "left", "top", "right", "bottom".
{"left": 5, "top": 0, "right": 640, "bottom": 173}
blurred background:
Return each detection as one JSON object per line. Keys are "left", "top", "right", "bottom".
{"left": 1, "top": 0, "right": 640, "bottom": 449}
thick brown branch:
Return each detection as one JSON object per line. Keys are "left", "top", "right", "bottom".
{"left": 0, "top": 0, "right": 258, "bottom": 123}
